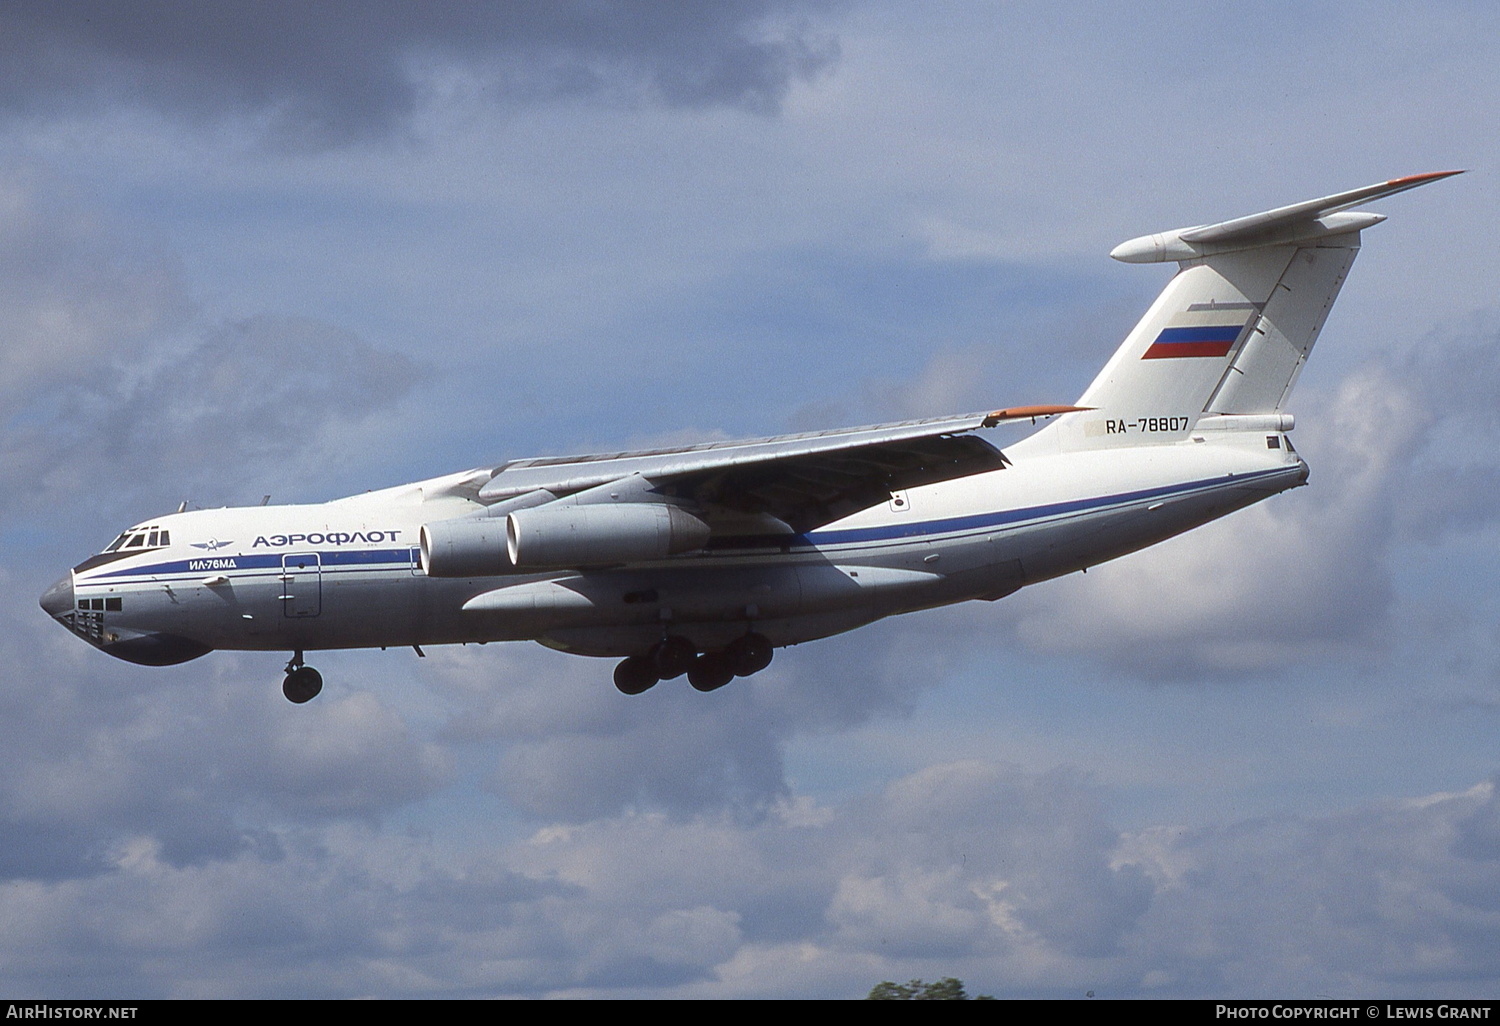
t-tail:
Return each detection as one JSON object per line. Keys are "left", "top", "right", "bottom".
{"left": 1029, "top": 172, "right": 1461, "bottom": 453}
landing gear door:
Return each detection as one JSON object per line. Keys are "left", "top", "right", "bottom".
{"left": 281, "top": 553, "right": 322, "bottom": 618}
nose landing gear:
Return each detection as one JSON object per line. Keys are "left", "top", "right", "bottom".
{"left": 282, "top": 650, "right": 323, "bottom": 704}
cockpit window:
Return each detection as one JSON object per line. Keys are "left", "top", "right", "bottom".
{"left": 98, "top": 527, "right": 168, "bottom": 555}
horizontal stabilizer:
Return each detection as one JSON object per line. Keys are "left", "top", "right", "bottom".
{"left": 1008, "top": 170, "right": 1465, "bottom": 453}
{"left": 1110, "top": 171, "right": 1462, "bottom": 264}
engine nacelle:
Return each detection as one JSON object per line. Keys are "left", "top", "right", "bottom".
{"left": 420, "top": 517, "right": 512, "bottom": 578}
{"left": 506, "top": 503, "right": 710, "bottom": 570}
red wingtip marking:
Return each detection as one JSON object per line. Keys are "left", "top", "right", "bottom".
{"left": 1387, "top": 170, "right": 1466, "bottom": 186}
{"left": 982, "top": 404, "right": 1092, "bottom": 427}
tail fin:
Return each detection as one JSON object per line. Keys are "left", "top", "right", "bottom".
{"left": 1045, "top": 172, "right": 1460, "bottom": 451}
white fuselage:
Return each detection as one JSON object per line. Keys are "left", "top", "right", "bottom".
{"left": 40, "top": 172, "right": 1454, "bottom": 692}
{"left": 49, "top": 428, "right": 1306, "bottom": 667}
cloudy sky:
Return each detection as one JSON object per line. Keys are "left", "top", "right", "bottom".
{"left": 3, "top": 0, "right": 1500, "bottom": 999}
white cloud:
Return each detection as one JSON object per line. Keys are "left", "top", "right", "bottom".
{"left": 0, "top": 175, "right": 422, "bottom": 529}
{"left": 7, "top": 0, "right": 1500, "bottom": 1001}
{"left": 7, "top": 752, "right": 1498, "bottom": 998}
{"left": 1001, "top": 318, "right": 1500, "bottom": 680}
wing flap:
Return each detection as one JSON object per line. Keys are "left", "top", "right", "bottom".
{"left": 475, "top": 405, "right": 1077, "bottom": 532}
{"left": 668, "top": 432, "right": 1008, "bottom": 533}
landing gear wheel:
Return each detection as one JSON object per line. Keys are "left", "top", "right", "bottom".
{"left": 688, "top": 653, "right": 735, "bottom": 692}
{"left": 613, "top": 656, "right": 660, "bottom": 695}
{"left": 726, "top": 633, "right": 773, "bottom": 677}
{"left": 282, "top": 665, "right": 323, "bottom": 704}
{"left": 650, "top": 636, "right": 697, "bottom": 679}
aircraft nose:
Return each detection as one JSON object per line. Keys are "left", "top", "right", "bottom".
{"left": 39, "top": 573, "right": 74, "bottom": 617}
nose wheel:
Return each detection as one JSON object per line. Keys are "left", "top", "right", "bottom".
{"left": 282, "top": 651, "right": 323, "bottom": 704}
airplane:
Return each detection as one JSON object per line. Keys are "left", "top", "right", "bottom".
{"left": 40, "top": 172, "right": 1459, "bottom": 703}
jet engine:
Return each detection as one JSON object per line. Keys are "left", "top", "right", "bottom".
{"left": 420, "top": 517, "right": 511, "bottom": 577}
{"left": 506, "top": 503, "right": 710, "bottom": 569}
{"left": 421, "top": 503, "right": 711, "bottom": 576}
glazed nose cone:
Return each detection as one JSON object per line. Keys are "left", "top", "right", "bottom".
{"left": 39, "top": 573, "right": 74, "bottom": 617}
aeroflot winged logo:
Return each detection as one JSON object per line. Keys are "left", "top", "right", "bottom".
{"left": 35, "top": 170, "right": 1460, "bottom": 706}
{"left": 252, "top": 530, "right": 404, "bottom": 547}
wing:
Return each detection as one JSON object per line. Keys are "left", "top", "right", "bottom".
{"left": 475, "top": 405, "right": 1083, "bottom": 534}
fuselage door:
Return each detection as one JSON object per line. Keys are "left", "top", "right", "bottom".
{"left": 280, "top": 552, "right": 322, "bottom": 618}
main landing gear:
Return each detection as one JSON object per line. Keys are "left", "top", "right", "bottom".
{"left": 613, "top": 633, "right": 774, "bottom": 696}
{"left": 282, "top": 650, "right": 323, "bottom": 704}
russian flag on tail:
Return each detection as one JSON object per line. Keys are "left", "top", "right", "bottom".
{"left": 1141, "top": 305, "right": 1256, "bottom": 360}
{"left": 1142, "top": 324, "right": 1241, "bottom": 359}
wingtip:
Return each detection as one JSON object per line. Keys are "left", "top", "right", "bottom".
{"left": 1388, "top": 170, "right": 1466, "bottom": 186}
{"left": 982, "top": 404, "right": 1092, "bottom": 427}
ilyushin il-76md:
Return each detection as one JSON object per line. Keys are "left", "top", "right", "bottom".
{"left": 41, "top": 172, "right": 1458, "bottom": 702}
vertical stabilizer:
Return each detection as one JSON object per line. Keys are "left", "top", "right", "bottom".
{"left": 1032, "top": 172, "right": 1460, "bottom": 452}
